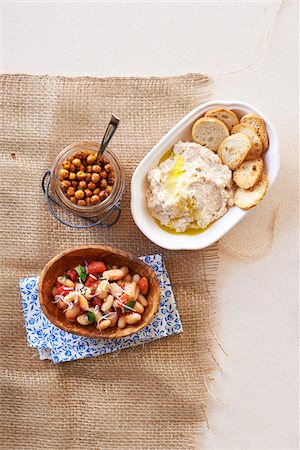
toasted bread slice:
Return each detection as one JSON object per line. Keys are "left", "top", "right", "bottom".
{"left": 217, "top": 133, "right": 251, "bottom": 170}
{"left": 234, "top": 173, "right": 268, "bottom": 209}
{"left": 192, "top": 117, "right": 229, "bottom": 152}
{"left": 240, "top": 114, "right": 269, "bottom": 151}
{"left": 231, "top": 123, "right": 263, "bottom": 160}
{"left": 233, "top": 158, "right": 264, "bottom": 189}
{"left": 204, "top": 108, "right": 239, "bottom": 131}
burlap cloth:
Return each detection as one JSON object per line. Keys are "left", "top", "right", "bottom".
{"left": 0, "top": 73, "right": 218, "bottom": 450}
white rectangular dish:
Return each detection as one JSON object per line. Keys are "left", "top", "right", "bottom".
{"left": 131, "top": 100, "right": 280, "bottom": 250}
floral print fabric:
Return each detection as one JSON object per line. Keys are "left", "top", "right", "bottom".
{"left": 19, "top": 254, "right": 183, "bottom": 363}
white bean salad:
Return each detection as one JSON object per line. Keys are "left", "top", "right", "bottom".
{"left": 52, "top": 260, "right": 149, "bottom": 331}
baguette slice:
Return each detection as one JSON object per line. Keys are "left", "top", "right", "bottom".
{"left": 231, "top": 123, "right": 263, "bottom": 160}
{"left": 192, "top": 117, "right": 229, "bottom": 152}
{"left": 234, "top": 173, "right": 268, "bottom": 209}
{"left": 217, "top": 133, "right": 252, "bottom": 170}
{"left": 240, "top": 114, "right": 269, "bottom": 151}
{"left": 233, "top": 158, "right": 264, "bottom": 189}
{"left": 205, "top": 108, "right": 239, "bottom": 131}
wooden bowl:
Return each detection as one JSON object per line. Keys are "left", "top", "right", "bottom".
{"left": 38, "top": 245, "right": 161, "bottom": 339}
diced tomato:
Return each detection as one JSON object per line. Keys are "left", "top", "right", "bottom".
{"left": 138, "top": 277, "right": 149, "bottom": 295}
{"left": 85, "top": 275, "right": 97, "bottom": 287}
{"left": 67, "top": 270, "right": 78, "bottom": 282}
{"left": 88, "top": 261, "right": 107, "bottom": 275}
{"left": 120, "top": 293, "right": 130, "bottom": 302}
{"left": 90, "top": 296, "right": 103, "bottom": 308}
{"left": 56, "top": 285, "right": 70, "bottom": 296}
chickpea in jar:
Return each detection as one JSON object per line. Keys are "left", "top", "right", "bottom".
{"left": 59, "top": 152, "right": 115, "bottom": 206}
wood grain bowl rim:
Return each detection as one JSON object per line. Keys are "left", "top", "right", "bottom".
{"left": 38, "top": 245, "right": 161, "bottom": 339}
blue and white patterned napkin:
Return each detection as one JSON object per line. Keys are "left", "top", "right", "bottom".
{"left": 19, "top": 254, "right": 183, "bottom": 363}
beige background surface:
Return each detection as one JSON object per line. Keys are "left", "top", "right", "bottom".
{"left": 1, "top": 1, "right": 299, "bottom": 450}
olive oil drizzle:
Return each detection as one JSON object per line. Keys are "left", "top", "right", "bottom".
{"left": 156, "top": 148, "right": 210, "bottom": 235}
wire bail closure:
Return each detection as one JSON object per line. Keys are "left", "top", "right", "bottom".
{"left": 42, "top": 170, "right": 121, "bottom": 229}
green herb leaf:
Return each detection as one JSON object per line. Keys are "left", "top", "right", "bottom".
{"left": 75, "top": 265, "right": 87, "bottom": 282}
{"left": 87, "top": 311, "right": 95, "bottom": 322}
{"left": 61, "top": 274, "right": 67, "bottom": 282}
{"left": 97, "top": 275, "right": 105, "bottom": 280}
{"left": 123, "top": 300, "right": 136, "bottom": 312}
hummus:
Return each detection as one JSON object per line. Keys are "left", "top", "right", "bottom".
{"left": 147, "top": 141, "right": 234, "bottom": 232}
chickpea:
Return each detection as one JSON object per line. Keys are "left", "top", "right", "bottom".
{"left": 85, "top": 173, "right": 92, "bottom": 181}
{"left": 87, "top": 154, "right": 97, "bottom": 165}
{"left": 74, "top": 190, "right": 84, "bottom": 200}
{"left": 92, "top": 165, "right": 101, "bottom": 173}
{"left": 60, "top": 180, "right": 71, "bottom": 191}
{"left": 106, "top": 185, "right": 113, "bottom": 194}
{"left": 85, "top": 197, "right": 91, "bottom": 206}
{"left": 86, "top": 165, "right": 93, "bottom": 173}
{"left": 59, "top": 168, "right": 69, "bottom": 180}
{"left": 66, "top": 186, "right": 75, "bottom": 197}
{"left": 91, "top": 173, "right": 100, "bottom": 183}
{"left": 78, "top": 164, "right": 85, "bottom": 172}
{"left": 78, "top": 180, "right": 87, "bottom": 190}
{"left": 69, "top": 172, "right": 76, "bottom": 181}
{"left": 73, "top": 151, "right": 83, "bottom": 159}
{"left": 107, "top": 177, "right": 115, "bottom": 186}
{"left": 77, "top": 199, "right": 86, "bottom": 206}
{"left": 104, "top": 163, "right": 112, "bottom": 172}
{"left": 69, "top": 196, "right": 77, "bottom": 204}
{"left": 93, "top": 188, "right": 100, "bottom": 195}
{"left": 90, "top": 195, "right": 100, "bottom": 205}
{"left": 100, "top": 170, "right": 107, "bottom": 179}
{"left": 84, "top": 189, "right": 92, "bottom": 197}
{"left": 62, "top": 160, "right": 71, "bottom": 170}
{"left": 102, "top": 156, "right": 109, "bottom": 165}
{"left": 70, "top": 163, "right": 76, "bottom": 172}
{"left": 72, "top": 158, "right": 81, "bottom": 167}
{"left": 100, "top": 191, "right": 109, "bottom": 201}
{"left": 100, "top": 179, "right": 107, "bottom": 189}
{"left": 71, "top": 181, "right": 78, "bottom": 188}
{"left": 77, "top": 171, "right": 86, "bottom": 180}
{"left": 87, "top": 182, "right": 96, "bottom": 190}
{"left": 67, "top": 155, "right": 74, "bottom": 162}
{"left": 81, "top": 150, "right": 89, "bottom": 159}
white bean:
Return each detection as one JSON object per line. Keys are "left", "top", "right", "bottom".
{"left": 98, "top": 319, "right": 111, "bottom": 330}
{"left": 132, "top": 274, "right": 140, "bottom": 282}
{"left": 110, "top": 315, "right": 118, "bottom": 327}
{"left": 125, "top": 313, "right": 141, "bottom": 325}
{"left": 78, "top": 294, "right": 89, "bottom": 311}
{"left": 134, "top": 286, "right": 140, "bottom": 301}
{"left": 124, "top": 281, "right": 137, "bottom": 300}
{"left": 57, "top": 276, "right": 75, "bottom": 288}
{"left": 77, "top": 313, "right": 93, "bottom": 325}
{"left": 58, "top": 299, "right": 68, "bottom": 310}
{"left": 113, "top": 299, "right": 120, "bottom": 309}
{"left": 120, "top": 267, "right": 129, "bottom": 276}
{"left": 65, "top": 305, "right": 82, "bottom": 321}
{"left": 137, "top": 294, "right": 148, "bottom": 307}
{"left": 124, "top": 274, "right": 132, "bottom": 282}
{"left": 134, "top": 301, "right": 144, "bottom": 314}
{"left": 109, "top": 283, "right": 123, "bottom": 297}
{"left": 101, "top": 294, "right": 114, "bottom": 312}
{"left": 118, "top": 317, "right": 126, "bottom": 329}
{"left": 95, "top": 280, "right": 109, "bottom": 299}
{"left": 102, "top": 269, "right": 125, "bottom": 281}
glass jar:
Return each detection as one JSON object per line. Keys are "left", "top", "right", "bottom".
{"left": 44, "top": 141, "right": 125, "bottom": 228}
